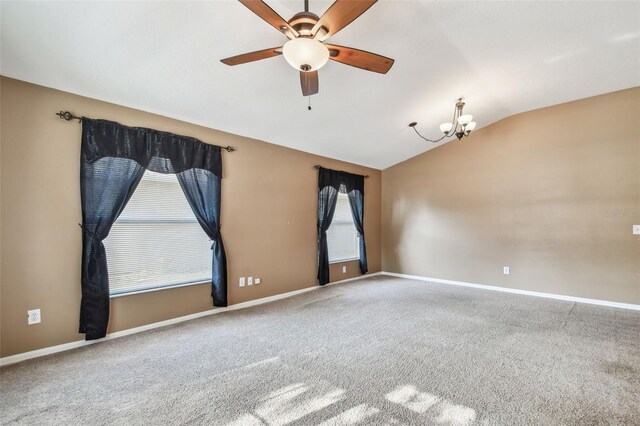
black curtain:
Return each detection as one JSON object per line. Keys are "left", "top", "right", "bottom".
{"left": 80, "top": 118, "right": 227, "bottom": 340}
{"left": 80, "top": 156, "right": 145, "bottom": 340}
{"left": 177, "top": 168, "right": 227, "bottom": 306}
{"left": 317, "top": 183, "right": 339, "bottom": 286}
{"left": 347, "top": 188, "right": 368, "bottom": 275}
{"left": 317, "top": 167, "right": 367, "bottom": 285}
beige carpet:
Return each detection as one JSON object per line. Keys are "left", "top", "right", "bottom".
{"left": 1, "top": 276, "right": 639, "bottom": 425}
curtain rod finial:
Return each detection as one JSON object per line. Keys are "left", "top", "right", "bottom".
{"left": 55, "top": 111, "right": 81, "bottom": 122}
{"left": 224, "top": 146, "right": 235, "bottom": 152}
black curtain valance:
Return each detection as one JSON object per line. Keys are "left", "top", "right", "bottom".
{"left": 82, "top": 117, "right": 222, "bottom": 178}
{"left": 317, "top": 167, "right": 365, "bottom": 194}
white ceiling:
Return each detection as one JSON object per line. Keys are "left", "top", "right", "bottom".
{"left": 2, "top": 1, "right": 639, "bottom": 169}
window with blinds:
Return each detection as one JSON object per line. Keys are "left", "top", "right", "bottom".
{"left": 327, "top": 192, "right": 360, "bottom": 262}
{"left": 103, "top": 170, "right": 211, "bottom": 296}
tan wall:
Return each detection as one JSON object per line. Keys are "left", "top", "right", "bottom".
{"left": 0, "top": 77, "right": 381, "bottom": 357}
{"left": 382, "top": 88, "right": 640, "bottom": 304}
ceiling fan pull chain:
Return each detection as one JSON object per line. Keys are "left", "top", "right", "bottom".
{"left": 308, "top": 96, "right": 312, "bottom": 111}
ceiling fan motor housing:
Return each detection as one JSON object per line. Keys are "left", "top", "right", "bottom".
{"left": 288, "top": 11, "right": 328, "bottom": 39}
{"left": 289, "top": 12, "right": 318, "bottom": 36}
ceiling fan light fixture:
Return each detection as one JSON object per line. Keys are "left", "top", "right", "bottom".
{"left": 222, "top": 0, "right": 394, "bottom": 96}
{"left": 282, "top": 38, "right": 330, "bottom": 72}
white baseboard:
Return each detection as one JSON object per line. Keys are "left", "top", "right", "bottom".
{"left": 5, "top": 270, "right": 632, "bottom": 366}
{"left": 0, "top": 272, "right": 382, "bottom": 367}
{"left": 381, "top": 271, "right": 640, "bottom": 311}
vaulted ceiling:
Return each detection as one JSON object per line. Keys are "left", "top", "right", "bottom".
{"left": 2, "top": 1, "right": 639, "bottom": 169}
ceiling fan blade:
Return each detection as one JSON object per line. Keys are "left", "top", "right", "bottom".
{"left": 312, "top": 0, "right": 377, "bottom": 41}
{"left": 326, "top": 44, "right": 394, "bottom": 74}
{"left": 238, "top": 0, "right": 299, "bottom": 39}
{"left": 221, "top": 47, "right": 282, "bottom": 66}
{"left": 300, "top": 71, "right": 319, "bottom": 96}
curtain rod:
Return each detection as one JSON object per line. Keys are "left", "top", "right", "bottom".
{"left": 55, "top": 111, "right": 236, "bottom": 152}
{"left": 313, "top": 164, "right": 369, "bottom": 178}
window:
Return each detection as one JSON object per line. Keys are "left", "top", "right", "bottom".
{"left": 104, "top": 170, "right": 211, "bottom": 296}
{"left": 327, "top": 192, "right": 360, "bottom": 262}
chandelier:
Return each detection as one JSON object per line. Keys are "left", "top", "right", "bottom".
{"left": 409, "top": 98, "right": 477, "bottom": 143}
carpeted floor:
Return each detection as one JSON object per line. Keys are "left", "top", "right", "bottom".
{"left": 1, "top": 276, "right": 639, "bottom": 425}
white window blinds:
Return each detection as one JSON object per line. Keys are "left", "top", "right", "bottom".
{"left": 103, "top": 170, "right": 211, "bottom": 295}
{"left": 327, "top": 192, "right": 360, "bottom": 262}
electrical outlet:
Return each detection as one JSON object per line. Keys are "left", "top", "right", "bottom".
{"left": 239, "top": 277, "right": 245, "bottom": 287}
{"left": 633, "top": 225, "right": 640, "bottom": 235}
{"left": 248, "top": 277, "right": 253, "bottom": 286}
{"left": 27, "top": 309, "right": 41, "bottom": 325}
{"left": 342, "top": 266, "right": 347, "bottom": 273}
{"left": 503, "top": 266, "right": 510, "bottom": 275}
{"left": 254, "top": 278, "right": 261, "bottom": 285}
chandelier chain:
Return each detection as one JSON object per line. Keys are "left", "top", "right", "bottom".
{"left": 411, "top": 126, "right": 452, "bottom": 144}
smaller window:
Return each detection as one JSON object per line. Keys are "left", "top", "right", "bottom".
{"left": 327, "top": 192, "right": 360, "bottom": 263}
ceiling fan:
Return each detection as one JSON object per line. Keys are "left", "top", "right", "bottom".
{"left": 221, "top": 0, "right": 394, "bottom": 96}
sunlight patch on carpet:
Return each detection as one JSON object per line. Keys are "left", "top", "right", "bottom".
{"left": 386, "top": 385, "right": 476, "bottom": 425}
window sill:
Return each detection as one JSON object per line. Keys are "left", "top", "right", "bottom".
{"left": 110, "top": 280, "right": 211, "bottom": 299}
{"left": 329, "top": 257, "right": 360, "bottom": 265}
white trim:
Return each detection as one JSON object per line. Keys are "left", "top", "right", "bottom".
{"left": 326, "top": 273, "right": 381, "bottom": 286}
{"left": 329, "top": 257, "right": 360, "bottom": 265}
{"left": 0, "top": 272, "right": 382, "bottom": 367}
{"left": 381, "top": 272, "right": 640, "bottom": 311}
{"left": 110, "top": 279, "right": 211, "bottom": 299}
{"left": 11, "top": 270, "right": 633, "bottom": 366}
